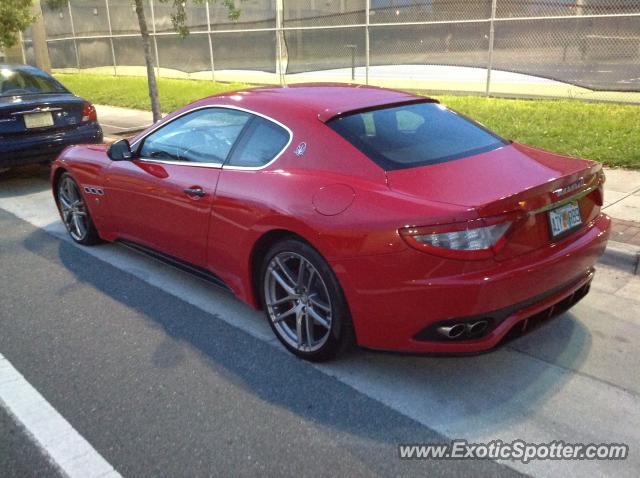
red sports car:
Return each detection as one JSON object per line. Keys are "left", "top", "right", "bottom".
{"left": 51, "top": 85, "right": 610, "bottom": 361}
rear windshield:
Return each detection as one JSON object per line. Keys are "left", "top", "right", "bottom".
{"left": 0, "top": 68, "right": 68, "bottom": 97}
{"left": 327, "top": 102, "right": 507, "bottom": 170}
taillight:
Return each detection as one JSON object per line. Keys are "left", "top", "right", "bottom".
{"left": 81, "top": 102, "right": 97, "bottom": 122}
{"left": 399, "top": 215, "right": 518, "bottom": 260}
{"left": 588, "top": 170, "right": 606, "bottom": 206}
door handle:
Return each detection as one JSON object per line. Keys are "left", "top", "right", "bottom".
{"left": 183, "top": 187, "right": 206, "bottom": 198}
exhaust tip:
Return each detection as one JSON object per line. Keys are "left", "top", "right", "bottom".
{"left": 467, "top": 320, "right": 489, "bottom": 336}
{"left": 437, "top": 323, "right": 466, "bottom": 339}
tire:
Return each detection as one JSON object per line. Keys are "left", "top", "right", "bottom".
{"left": 260, "top": 238, "right": 355, "bottom": 361}
{"left": 56, "top": 172, "right": 101, "bottom": 246}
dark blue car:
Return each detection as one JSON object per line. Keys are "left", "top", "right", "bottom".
{"left": 0, "top": 65, "right": 102, "bottom": 171}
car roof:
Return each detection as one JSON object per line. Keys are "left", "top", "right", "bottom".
{"left": 198, "top": 84, "right": 435, "bottom": 123}
{"left": 0, "top": 64, "right": 44, "bottom": 73}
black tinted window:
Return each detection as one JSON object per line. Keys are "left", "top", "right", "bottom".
{"left": 227, "top": 117, "right": 290, "bottom": 167}
{"left": 139, "top": 108, "right": 250, "bottom": 163}
{"left": 327, "top": 102, "right": 507, "bottom": 170}
{"left": 0, "top": 68, "right": 68, "bottom": 97}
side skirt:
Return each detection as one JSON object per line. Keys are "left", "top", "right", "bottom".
{"left": 117, "top": 239, "right": 232, "bottom": 292}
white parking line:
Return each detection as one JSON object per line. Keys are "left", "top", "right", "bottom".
{"left": 0, "top": 353, "right": 122, "bottom": 478}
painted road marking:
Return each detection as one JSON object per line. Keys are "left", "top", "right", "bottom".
{"left": 0, "top": 353, "right": 122, "bottom": 478}
{"left": 1, "top": 188, "right": 639, "bottom": 478}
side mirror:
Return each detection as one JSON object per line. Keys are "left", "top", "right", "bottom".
{"left": 107, "top": 139, "right": 132, "bottom": 161}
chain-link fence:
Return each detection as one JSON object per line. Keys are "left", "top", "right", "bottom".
{"left": 19, "top": 0, "right": 640, "bottom": 103}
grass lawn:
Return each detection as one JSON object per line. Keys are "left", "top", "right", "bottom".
{"left": 56, "top": 73, "right": 640, "bottom": 169}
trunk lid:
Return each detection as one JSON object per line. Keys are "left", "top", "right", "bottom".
{"left": 386, "top": 143, "right": 604, "bottom": 259}
{"left": 0, "top": 93, "right": 85, "bottom": 137}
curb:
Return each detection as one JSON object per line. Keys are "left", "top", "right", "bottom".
{"left": 600, "top": 240, "right": 640, "bottom": 275}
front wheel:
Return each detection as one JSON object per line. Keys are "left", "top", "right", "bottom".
{"left": 260, "top": 239, "right": 354, "bottom": 361}
{"left": 56, "top": 173, "right": 101, "bottom": 245}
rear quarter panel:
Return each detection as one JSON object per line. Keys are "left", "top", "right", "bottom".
{"left": 207, "top": 117, "right": 475, "bottom": 307}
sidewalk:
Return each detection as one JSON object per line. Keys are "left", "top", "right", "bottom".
{"left": 96, "top": 105, "right": 154, "bottom": 141}
{"left": 95, "top": 103, "right": 640, "bottom": 253}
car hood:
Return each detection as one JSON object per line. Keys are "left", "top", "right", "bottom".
{"left": 385, "top": 142, "right": 600, "bottom": 215}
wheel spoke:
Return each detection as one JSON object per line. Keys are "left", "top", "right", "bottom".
{"left": 296, "top": 310, "right": 303, "bottom": 347}
{"left": 308, "top": 307, "right": 330, "bottom": 330}
{"left": 273, "top": 304, "right": 297, "bottom": 323}
{"left": 305, "top": 268, "right": 315, "bottom": 290}
{"left": 72, "top": 213, "right": 84, "bottom": 237}
{"left": 304, "top": 312, "right": 314, "bottom": 345}
{"left": 270, "top": 269, "right": 296, "bottom": 296}
{"left": 297, "top": 259, "right": 305, "bottom": 287}
{"left": 274, "top": 257, "right": 297, "bottom": 288}
{"left": 309, "top": 296, "right": 331, "bottom": 313}
{"left": 59, "top": 193, "right": 72, "bottom": 210}
{"left": 271, "top": 295, "right": 296, "bottom": 306}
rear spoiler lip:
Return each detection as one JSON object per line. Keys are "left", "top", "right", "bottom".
{"left": 526, "top": 172, "right": 602, "bottom": 216}
{"left": 318, "top": 97, "right": 439, "bottom": 123}
{"left": 474, "top": 162, "right": 603, "bottom": 218}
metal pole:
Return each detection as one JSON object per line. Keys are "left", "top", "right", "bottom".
{"left": 150, "top": 0, "right": 161, "bottom": 78}
{"left": 276, "top": 0, "right": 285, "bottom": 86}
{"left": 19, "top": 31, "right": 27, "bottom": 64}
{"left": 67, "top": 1, "right": 80, "bottom": 70}
{"left": 206, "top": 1, "right": 215, "bottom": 81}
{"left": 485, "top": 0, "right": 498, "bottom": 97}
{"left": 365, "top": 0, "right": 370, "bottom": 85}
{"left": 105, "top": 0, "right": 118, "bottom": 76}
{"left": 347, "top": 45, "right": 356, "bottom": 80}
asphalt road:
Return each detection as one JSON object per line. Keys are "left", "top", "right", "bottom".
{"left": 1, "top": 165, "right": 639, "bottom": 477}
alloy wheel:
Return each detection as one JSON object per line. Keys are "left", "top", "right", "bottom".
{"left": 264, "top": 252, "right": 333, "bottom": 353}
{"left": 58, "top": 176, "right": 88, "bottom": 242}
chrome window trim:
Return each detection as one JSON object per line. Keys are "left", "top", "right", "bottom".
{"left": 136, "top": 158, "right": 223, "bottom": 169}
{"left": 130, "top": 104, "right": 293, "bottom": 171}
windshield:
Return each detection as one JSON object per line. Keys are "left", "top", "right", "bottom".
{"left": 0, "top": 67, "right": 69, "bottom": 97}
{"left": 327, "top": 101, "right": 508, "bottom": 170}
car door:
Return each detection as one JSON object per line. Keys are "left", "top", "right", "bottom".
{"left": 104, "top": 107, "right": 252, "bottom": 267}
{"left": 206, "top": 114, "right": 293, "bottom": 286}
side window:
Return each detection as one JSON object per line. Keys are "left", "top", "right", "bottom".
{"left": 139, "top": 108, "right": 250, "bottom": 163}
{"left": 226, "top": 116, "right": 290, "bottom": 167}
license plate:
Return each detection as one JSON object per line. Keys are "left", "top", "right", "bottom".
{"left": 24, "top": 112, "right": 54, "bottom": 129}
{"left": 548, "top": 201, "right": 582, "bottom": 239}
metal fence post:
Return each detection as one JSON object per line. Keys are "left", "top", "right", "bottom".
{"left": 276, "top": 0, "right": 285, "bottom": 86}
{"left": 67, "top": 1, "right": 80, "bottom": 70}
{"left": 485, "top": 0, "right": 498, "bottom": 97}
{"left": 19, "top": 31, "right": 27, "bottom": 64}
{"left": 205, "top": 1, "right": 215, "bottom": 81}
{"left": 149, "top": 0, "right": 161, "bottom": 78}
{"left": 365, "top": 0, "right": 370, "bottom": 85}
{"left": 105, "top": 0, "right": 118, "bottom": 76}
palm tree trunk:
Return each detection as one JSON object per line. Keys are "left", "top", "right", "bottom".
{"left": 133, "top": 0, "right": 161, "bottom": 123}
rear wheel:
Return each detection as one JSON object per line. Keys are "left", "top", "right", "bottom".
{"left": 260, "top": 238, "right": 354, "bottom": 361}
{"left": 56, "top": 173, "right": 101, "bottom": 245}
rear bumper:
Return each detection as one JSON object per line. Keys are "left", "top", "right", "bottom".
{"left": 0, "top": 123, "right": 102, "bottom": 167}
{"left": 331, "top": 213, "right": 611, "bottom": 354}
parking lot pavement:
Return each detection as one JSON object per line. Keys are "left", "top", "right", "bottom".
{"left": 1, "top": 168, "right": 639, "bottom": 478}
